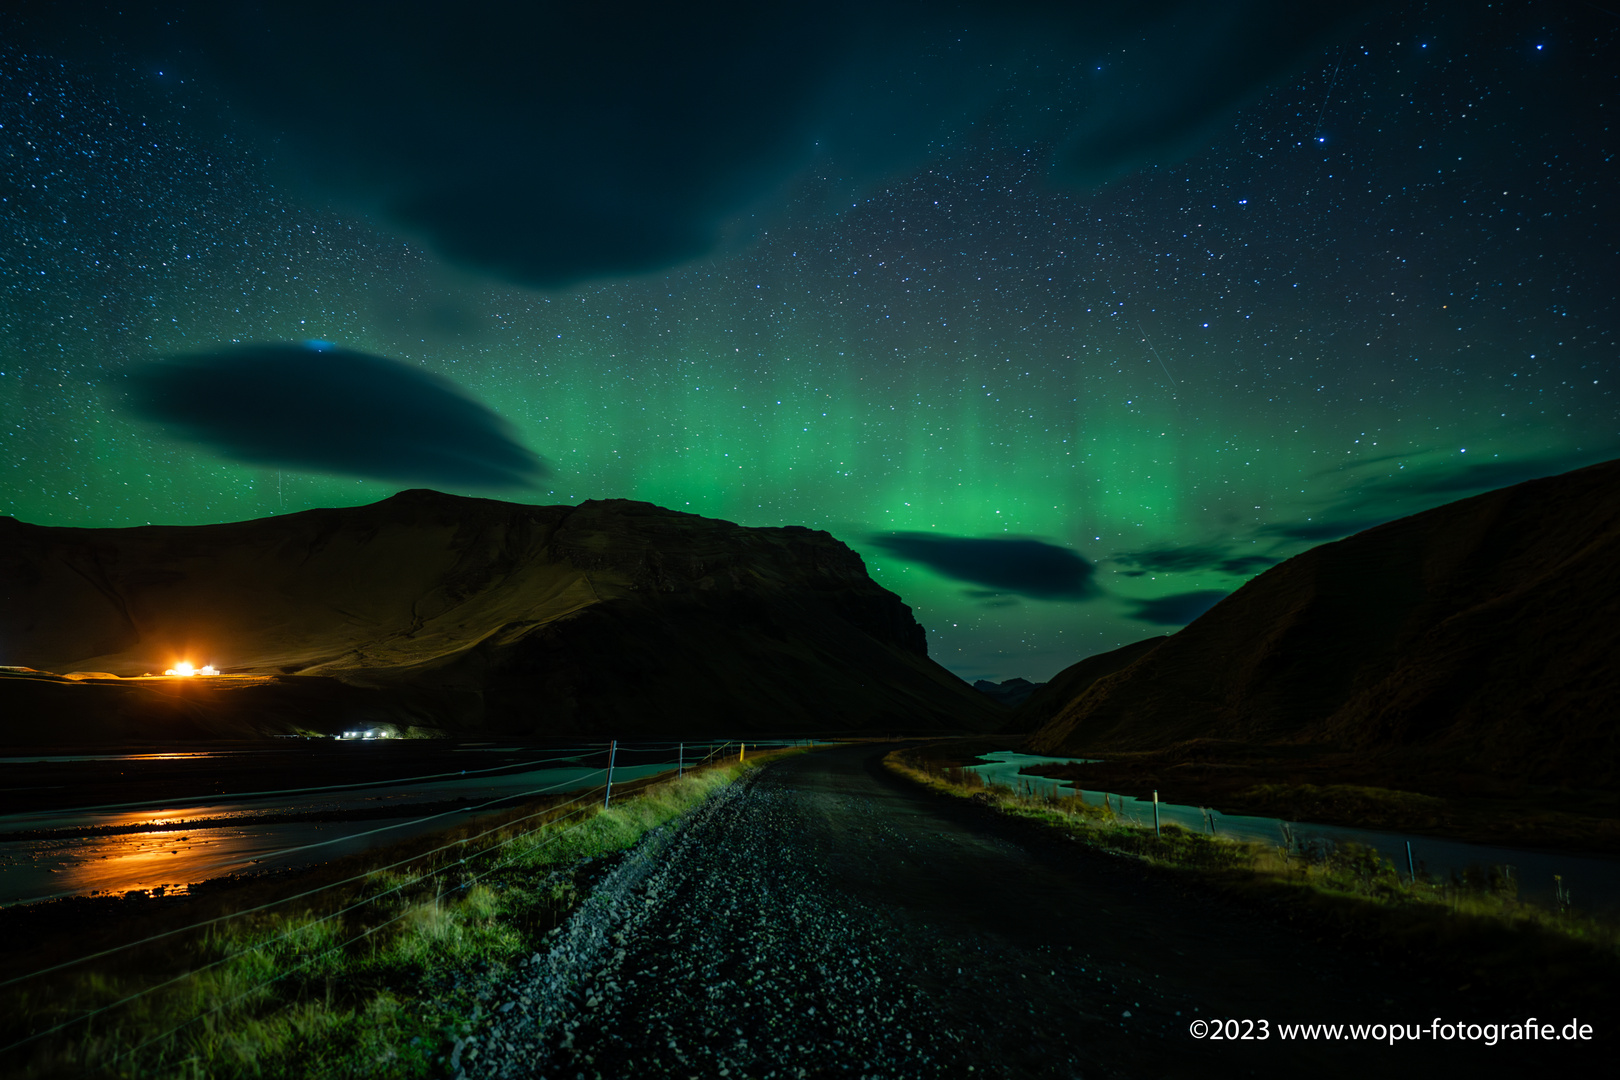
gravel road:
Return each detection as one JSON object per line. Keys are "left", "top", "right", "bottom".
{"left": 455, "top": 744, "right": 1554, "bottom": 1079}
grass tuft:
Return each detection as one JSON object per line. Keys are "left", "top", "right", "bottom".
{"left": 885, "top": 748, "right": 1620, "bottom": 1007}
{"left": 1, "top": 746, "right": 803, "bottom": 1079}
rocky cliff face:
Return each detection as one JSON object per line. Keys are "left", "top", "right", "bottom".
{"left": 0, "top": 491, "right": 1000, "bottom": 742}
{"left": 1025, "top": 458, "right": 1620, "bottom": 790}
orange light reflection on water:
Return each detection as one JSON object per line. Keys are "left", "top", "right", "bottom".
{"left": 44, "top": 828, "right": 228, "bottom": 900}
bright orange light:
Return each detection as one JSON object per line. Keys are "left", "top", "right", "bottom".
{"left": 162, "top": 661, "right": 219, "bottom": 677}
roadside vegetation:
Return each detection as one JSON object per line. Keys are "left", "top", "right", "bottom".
{"left": 885, "top": 749, "right": 1620, "bottom": 1007}
{"left": 0, "top": 747, "right": 801, "bottom": 1079}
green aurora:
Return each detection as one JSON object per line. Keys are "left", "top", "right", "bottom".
{"left": 3, "top": 7, "right": 1615, "bottom": 682}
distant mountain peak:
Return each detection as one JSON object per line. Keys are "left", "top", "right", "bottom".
{"left": 972, "top": 677, "right": 1044, "bottom": 707}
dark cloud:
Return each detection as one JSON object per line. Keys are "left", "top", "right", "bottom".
{"left": 869, "top": 533, "right": 1098, "bottom": 600}
{"left": 1261, "top": 453, "right": 1614, "bottom": 550}
{"left": 30, "top": 1, "right": 1374, "bottom": 288}
{"left": 1309, "top": 446, "right": 1439, "bottom": 478}
{"left": 1125, "top": 590, "right": 1229, "bottom": 626}
{"left": 124, "top": 342, "right": 546, "bottom": 490}
{"left": 1356, "top": 452, "right": 1614, "bottom": 499}
{"left": 1113, "top": 542, "right": 1279, "bottom": 576}
{"left": 1218, "top": 554, "right": 1283, "bottom": 575}
{"left": 1314, "top": 449, "right": 1620, "bottom": 511}
{"left": 1257, "top": 517, "right": 1389, "bottom": 542}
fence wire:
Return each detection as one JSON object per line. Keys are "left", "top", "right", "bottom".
{"left": 2, "top": 740, "right": 755, "bottom": 1067}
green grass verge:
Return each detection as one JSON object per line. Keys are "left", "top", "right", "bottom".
{"left": 2, "top": 747, "right": 801, "bottom": 1079}
{"left": 885, "top": 750, "right": 1620, "bottom": 1006}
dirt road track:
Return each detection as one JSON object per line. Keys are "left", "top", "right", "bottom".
{"left": 461, "top": 744, "right": 1571, "bottom": 1078}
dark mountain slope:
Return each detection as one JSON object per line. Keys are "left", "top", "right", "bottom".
{"left": 1026, "top": 458, "right": 1620, "bottom": 790}
{"left": 1000, "top": 636, "right": 1163, "bottom": 735}
{"left": 0, "top": 491, "right": 999, "bottom": 742}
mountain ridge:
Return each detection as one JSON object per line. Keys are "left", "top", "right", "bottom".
{"left": 1023, "top": 457, "right": 1620, "bottom": 791}
{"left": 0, "top": 491, "right": 999, "bottom": 742}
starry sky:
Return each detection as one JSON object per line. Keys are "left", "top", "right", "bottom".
{"left": 3, "top": 2, "right": 1616, "bottom": 683}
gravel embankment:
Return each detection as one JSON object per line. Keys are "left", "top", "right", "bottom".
{"left": 457, "top": 778, "right": 1011, "bottom": 1078}
{"left": 451, "top": 746, "right": 1547, "bottom": 1079}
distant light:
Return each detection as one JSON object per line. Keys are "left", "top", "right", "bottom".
{"left": 163, "top": 661, "right": 219, "bottom": 677}
{"left": 1317, "top": 136, "right": 1327, "bottom": 143}
{"left": 1536, "top": 44, "right": 1544, "bottom": 51}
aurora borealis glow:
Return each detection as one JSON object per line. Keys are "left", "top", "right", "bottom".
{"left": 3, "top": 2, "right": 1615, "bottom": 682}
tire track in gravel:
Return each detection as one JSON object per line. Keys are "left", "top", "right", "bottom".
{"left": 459, "top": 745, "right": 1538, "bottom": 1079}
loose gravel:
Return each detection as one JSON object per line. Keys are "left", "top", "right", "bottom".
{"left": 454, "top": 761, "right": 1183, "bottom": 1079}
{"left": 448, "top": 747, "right": 1524, "bottom": 1079}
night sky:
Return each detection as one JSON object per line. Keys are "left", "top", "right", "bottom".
{"left": 3, "top": 2, "right": 1615, "bottom": 683}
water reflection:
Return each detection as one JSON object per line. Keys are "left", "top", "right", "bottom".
{"left": 0, "top": 819, "right": 464, "bottom": 902}
{"left": 0, "top": 740, "right": 779, "bottom": 906}
{"left": 0, "top": 752, "right": 266, "bottom": 765}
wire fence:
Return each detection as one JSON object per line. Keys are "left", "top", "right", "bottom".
{"left": 0, "top": 743, "right": 770, "bottom": 907}
{"left": 0, "top": 746, "right": 609, "bottom": 825}
{"left": 0, "top": 786, "right": 605, "bottom": 1063}
{"left": 100, "top": 803, "right": 612, "bottom": 1074}
{"left": 0, "top": 736, "right": 794, "bottom": 1070}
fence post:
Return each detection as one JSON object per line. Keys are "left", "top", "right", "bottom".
{"left": 1406, "top": 840, "right": 1416, "bottom": 885}
{"left": 678, "top": 741, "right": 684, "bottom": 779}
{"left": 604, "top": 739, "right": 618, "bottom": 808}
{"left": 1153, "top": 790, "right": 1160, "bottom": 836}
{"left": 739, "top": 742, "right": 745, "bottom": 763}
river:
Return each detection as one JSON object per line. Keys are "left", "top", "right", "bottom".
{"left": 965, "top": 751, "right": 1620, "bottom": 914}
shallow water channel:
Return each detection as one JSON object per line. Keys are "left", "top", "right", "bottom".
{"left": 0, "top": 740, "right": 773, "bottom": 906}
{"left": 966, "top": 751, "right": 1620, "bottom": 914}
